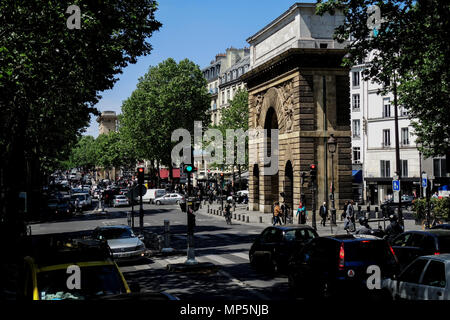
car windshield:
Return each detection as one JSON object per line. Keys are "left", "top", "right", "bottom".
{"left": 98, "top": 228, "right": 134, "bottom": 240}
{"left": 438, "top": 236, "right": 450, "bottom": 252}
{"left": 37, "top": 265, "right": 127, "bottom": 300}
{"left": 344, "top": 240, "right": 396, "bottom": 265}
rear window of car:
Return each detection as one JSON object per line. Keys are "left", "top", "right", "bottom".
{"left": 437, "top": 236, "right": 450, "bottom": 252}
{"left": 284, "top": 229, "right": 317, "bottom": 242}
{"left": 344, "top": 240, "right": 395, "bottom": 264}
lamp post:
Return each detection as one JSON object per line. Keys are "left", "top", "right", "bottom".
{"left": 328, "top": 134, "right": 337, "bottom": 226}
{"left": 416, "top": 141, "right": 423, "bottom": 198}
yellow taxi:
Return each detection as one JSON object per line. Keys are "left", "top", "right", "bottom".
{"left": 21, "top": 239, "right": 131, "bottom": 300}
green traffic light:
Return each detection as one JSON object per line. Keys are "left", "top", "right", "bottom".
{"left": 185, "top": 165, "right": 193, "bottom": 172}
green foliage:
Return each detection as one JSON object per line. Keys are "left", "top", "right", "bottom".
{"left": 208, "top": 89, "right": 249, "bottom": 170}
{"left": 316, "top": 0, "right": 450, "bottom": 157}
{"left": 120, "top": 58, "right": 210, "bottom": 168}
{"left": 0, "top": 0, "right": 161, "bottom": 178}
{"left": 412, "top": 197, "right": 450, "bottom": 221}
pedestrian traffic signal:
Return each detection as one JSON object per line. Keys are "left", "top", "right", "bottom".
{"left": 183, "top": 164, "right": 197, "bottom": 173}
{"left": 137, "top": 167, "right": 145, "bottom": 185}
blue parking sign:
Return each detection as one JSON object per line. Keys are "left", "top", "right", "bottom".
{"left": 422, "top": 178, "right": 427, "bottom": 188}
{"left": 393, "top": 180, "right": 400, "bottom": 191}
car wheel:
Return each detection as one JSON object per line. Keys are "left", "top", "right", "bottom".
{"left": 156, "top": 201, "right": 161, "bottom": 205}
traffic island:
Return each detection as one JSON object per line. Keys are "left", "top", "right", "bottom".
{"left": 166, "top": 262, "right": 219, "bottom": 274}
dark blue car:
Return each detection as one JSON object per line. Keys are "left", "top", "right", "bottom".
{"left": 287, "top": 234, "right": 400, "bottom": 300}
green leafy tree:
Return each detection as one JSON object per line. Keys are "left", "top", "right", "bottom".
{"left": 120, "top": 58, "right": 210, "bottom": 185}
{"left": 317, "top": 0, "right": 450, "bottom": 157}
{"left": 208, "top": 89, "right": 249, "bottom": 189}
{"left": 0, "top": 0, "right": 161, "bottom": 232}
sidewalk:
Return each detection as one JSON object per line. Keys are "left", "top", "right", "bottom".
{"left": 197, "top": 202, "right": 423, "bottom": 236}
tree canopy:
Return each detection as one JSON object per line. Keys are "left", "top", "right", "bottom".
{"left": 317, "top": 0, "right": 450, "bottom": 157}
{"left": 120, "top": 58, "right": 211, "bottom": 172}
{"left": 0, "top": 0, "right": 161, "bottom": 230}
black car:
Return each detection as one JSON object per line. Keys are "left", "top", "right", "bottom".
{"left": 287, "top": 235, "right": 400, "bottom": 300}
{"left": 431, "top": 223, "right": 450, "bottom": 230}
{"left": 391, "top": 230, "right": 450, "bottom": 268}
{"left": 249, "top": 225, "right": 318, "bottom": 273}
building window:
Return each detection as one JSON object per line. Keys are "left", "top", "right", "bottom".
{"left": 400, "top": 105, "right": 409, "bottom": 117}
{"left": 226, "top": 89, "right": 230, "bottom": 103}
{"left": 238, "top": 68, "right": 242, "bottom": 76}
{"left": 352, "top": 120, "right": 360, "bottom": 138}
{"left": 244, "top": 65, "right": 249, "bottom": 72}
{"left": 232, "top": 70, "right": 236, "bottom": 79}
{"left": 352, "top": 71, "right": 360, "bottom": 87}
{"left": 401, "top": 160, "right": 408, "bottom": 177}
{"left": 352, "top": 94, "right": 360, "bottom": 111}
{"left": 433, "top": 158, "right": 447, "bottom": 177}
{"left": 383, "top": 129, "right": 391, "bottom": 147}
{"left": 353, "top": 147, "right": 361, "bottom": 163}
{"left": 380, "top": 160, "right": 391, "bottom": 177}
{"left": 401, "top": 127, "right": 409, "bottom": 146}
{"left": 383, "top": 98, "right": 391, "bottom": 118}
{"left": 221, "top": 92, "right": 225, "bottom": 104}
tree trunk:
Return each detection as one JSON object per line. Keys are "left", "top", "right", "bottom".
{"left": 156, "top": 160, "right": 161, "bottom": 188}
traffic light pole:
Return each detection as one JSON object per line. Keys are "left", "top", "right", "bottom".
{"left": 186, "top": 168, "right": 198, "bottom": 265}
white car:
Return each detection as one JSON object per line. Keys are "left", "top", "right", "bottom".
{"left": 70, "top": 193, "right": 92, "bottom": 209}
{"left": 154, "top": 193, "right": 184, "bottom": 205}
{"left": 382, "top": 254, "right": 450, "bottom": 300}
{"left": 113, "top": 195, "right": 129, "bottom": 208}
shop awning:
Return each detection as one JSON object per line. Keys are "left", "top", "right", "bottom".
{"left": 159, "top": 168, "right": 180, "bottom": 179}
{"left": 352, "top": 170, "right": 362, "bottom": 184}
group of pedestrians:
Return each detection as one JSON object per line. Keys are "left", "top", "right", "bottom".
{"left": 271, "top": 201, "right": 292, "bottom": 225}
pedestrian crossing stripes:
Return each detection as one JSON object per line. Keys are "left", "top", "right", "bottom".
{"left": 200, "top": 254, "right": 235, "bottom": 265}
{"left": 230, "top": 252, "right": 249, "bottom": 260}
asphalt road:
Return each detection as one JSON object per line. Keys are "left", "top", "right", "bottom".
{"left": 29, "top": 200, "right": 294, "bottom": 301}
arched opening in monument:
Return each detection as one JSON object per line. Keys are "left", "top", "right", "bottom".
{"left": 284, "top": 161, "right": 294, "bottom": 218}
{"left": 263, "top": 107, "right": 279, "bottom": 207}
{"left": 252, "top": 164, "right": 260, "bottom": 211}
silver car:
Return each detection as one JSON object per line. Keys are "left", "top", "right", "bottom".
{"left": 93, "top": 226, "right": 147, "bottom": 262}
{"left": 154, "top": 193, "right": 184, "bottom": 205}
{"left": 113, "top": 195, "right": 129, "bottom": 207}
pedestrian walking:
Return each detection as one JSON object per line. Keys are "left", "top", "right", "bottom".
{"left": 280, "top": 202, "right": 286, "bottom": 225}
{"left": 272, "top": 202, "right": 282, "bottom": 226}
{"left": 296, "top": 202, "right": 307, "bottom": 224}
{"left": 341, "top": 200, "right": 348, "bottom": 221}
{"left": 319, "top": 202, "right": 328, "bottom": 227}
{"left": 344, "top": 200, "right": 355, "bottom": 232}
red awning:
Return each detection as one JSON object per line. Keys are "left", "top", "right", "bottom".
{"left": 159, "top": 168, "right": 180, "bottom": 179}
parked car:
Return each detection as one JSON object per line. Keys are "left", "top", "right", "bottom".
{"left": 390, "top": 230, "right": 450, "bottom": 268}
{"left": 382, "top": 254, "right": 450, "bottom": 300}
{"left": 92, "top": 225, "right": 147, "bottom": 262}
{"left": 154, "top": 193, "right": 184, "bottom": 205}
{"left": 249, "top": 225, "right": 318, "bottom": 273}
{"left": 20, "top": 239, "right": 131, "bottom": 300}
{"left": 287, "top": 234, "right": 400, "bottom": 299}
{"left": 112, "top": 195, "right": 129, "bottom": 208}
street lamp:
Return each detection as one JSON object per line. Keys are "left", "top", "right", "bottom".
{"left": 416, "top": 141, "right": 423, "bottom": 198}
{"left": 328, "top": 134, "right": 337, "bottom": 226}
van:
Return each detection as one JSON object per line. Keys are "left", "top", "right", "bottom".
{"left": 139, "top": 189, "right": 166, "bottom": 204}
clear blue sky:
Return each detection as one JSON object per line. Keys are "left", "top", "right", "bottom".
{"left": 84, "top": 0, "right": 311, "bottom": 137}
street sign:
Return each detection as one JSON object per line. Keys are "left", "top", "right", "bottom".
{"left": 422, "top": 173, "right": 428, "bottom": 188}
{"left": 128, "top": 185, "right": 147, "bottom": 199}
{"left": 392, "top": 179, "right": 400, "bottom": 192}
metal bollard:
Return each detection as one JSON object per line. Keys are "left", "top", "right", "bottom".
{"left": 238, "top": 214, "right": 241, "bottom": 221}
{"left": 161, "top": 220, "right": 174, "bottom": 253}
{"left": 246, "top": 216, "right": 250, "bottom": 223}
{"left": 259, "top": 216, "right": 263, "bottom": 223}
{"left": 234, "top": 213, "right": 236, "bottom": 219}
{"left": 127, "top": 212, "right": 132, "bottom": 227}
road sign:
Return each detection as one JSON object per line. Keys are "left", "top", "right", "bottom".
{"left": 422, "top": 173, "right": 428, "bottom": 188}
{"left": 392, "top": 179, "right": 400, "bottom": 192}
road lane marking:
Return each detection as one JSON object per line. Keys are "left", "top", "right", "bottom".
{"left": 217, "top": 270, "right": 270, "bottom": 300}
{"left": 230, "top": 252, "right": 249, "bottom": 260}
{"left": 199, "top": 254, "right": 235, "bottom": 265}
